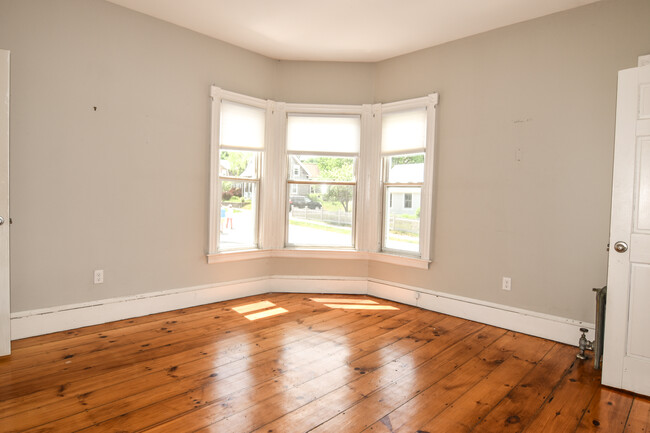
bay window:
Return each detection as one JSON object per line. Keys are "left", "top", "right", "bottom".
{"left": 207, "top": 87, "right": 437, "bottom": 267}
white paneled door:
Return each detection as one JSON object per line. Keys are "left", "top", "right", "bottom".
{"left": 603, "top": 60, "right": 650, "bottom": 396}
{"left": 0, "top": 49, "right": 9, "bottom": 357}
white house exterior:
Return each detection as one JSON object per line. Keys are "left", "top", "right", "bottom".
{"left": 388, "top": 163, "right": 422, "bottom": 215}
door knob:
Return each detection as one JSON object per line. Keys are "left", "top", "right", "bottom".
{"left": 0, "top": 216, "right": 4, "bottom": 225}
{"left": 613, "top": 241, "right": 628, "bottom": 253}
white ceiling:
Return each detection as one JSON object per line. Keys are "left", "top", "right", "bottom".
{"left": 106, "top": 0, "right": 601, "bottom": 62}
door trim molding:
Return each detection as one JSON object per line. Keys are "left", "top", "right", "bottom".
{"left": 0, "top": 49, "right": 10, "bottom": 357}
{"left": 639, "top": 54, "right": 650, "bottom": 67}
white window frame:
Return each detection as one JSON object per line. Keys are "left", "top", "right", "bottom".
{"left": 377, "top": 94, "right": 438, "bottom": 261}
{"left": 208, "top": 87, "right": 271, "bottom": 254}
{"left": 281, "top": 103, "right": 368, "bottom": 250}
{"left": 207, "top": 88, "right": 437, "bottom": 269}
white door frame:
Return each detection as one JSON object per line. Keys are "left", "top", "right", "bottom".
{"left": 0, "top": 49, "right": 10, "bottom": 356}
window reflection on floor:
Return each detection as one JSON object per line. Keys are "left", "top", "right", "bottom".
{"left": 310, "top": 298, "right": 379, "bottom": 305}
{"left": 244, "top": 307, "right": 289, "bottom": 321}
{"left": 323, "top": 304, "right": 398, "bottom": 310}
{"left": 311, "top": 298, "right": 399, "bottom": 310}
{"left": 232, "top": 300, "right": 277, "bottom": 314}
{"left": 232, "top": 300, "right": 289, "bottom": 321}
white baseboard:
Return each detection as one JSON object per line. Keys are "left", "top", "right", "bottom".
{"left": 11, "top": 276, "right": 594, "bottom": 347}
{"left": 10, "top": 278, "right": 267, "bottom": 340}
{"left": 367, "top": 279, "right": 595, "bottom": 347}
{"left": 268, "top": 275, "right": 368, "bottom": 294}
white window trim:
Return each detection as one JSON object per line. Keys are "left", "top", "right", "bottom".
{"left": 207, "top": 88, "right": 438, "bottom": 269}
{"left": 281, "top": 103, "right": 368, "bottom": 250}
{"left": 377, "top": 93, "right": 438, "bottom": 261}
{"left": 209, "top": 86, "right": 271, "bottom": 254}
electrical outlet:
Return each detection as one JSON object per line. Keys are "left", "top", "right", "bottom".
{"left": 94, "top": 269, "right": 104, "bottom": 284}
{"left": 502, "top": 277, "right": 511, "bottom": 291}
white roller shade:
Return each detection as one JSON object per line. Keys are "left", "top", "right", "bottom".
{"left": 220, "top": 100, "right": 266, "bottom": 150}
{"left": 381, "top": 107, "right": 427, "bottom": 155}
{"left": 286, "top": 114, "right": 360, "bottom": 155}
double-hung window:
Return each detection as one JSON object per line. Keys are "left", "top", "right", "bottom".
{"left": 285, "top": 112, "right": 361, "bottom": 248}
{"left": 209, "top": 88, "right": 266, "bottom": 252}
{"left": 380, "top": 95, "right": 437, "bottom": 259}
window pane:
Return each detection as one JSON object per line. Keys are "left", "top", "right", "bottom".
{"left": 220, "top": 150, "right": 258, "bottom": 178}
{"left": 288, "top": 184, "right": 354, "bottom": 247}
{"left": 220, "top": 100, "right": 265, "bottom": 150}
{"left": 289, "top": 155, "right": 355, "bottom": 182}
{"left": 384, "top": 186, "right": 420, "bottom": 254}
{"left": 387, "top": 153, "right": 424, "bottom": 183}
{"left": 287, "top": 114, "right": 360, "bottom": 155}
{"left": 220, "top": 180, "right": 257, "bottom": 250}
{"left": 404, "top": 193, "right": 412, "bottom": 208}
{"left": 382, "top": 107, "right": 427, "bottom": 155}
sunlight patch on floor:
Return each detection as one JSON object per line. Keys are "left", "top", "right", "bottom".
{"left": 244, "top": 307, "right": 289, "bottom": 321}
{"left": 232, "top": 300, "right": 276, "bottom": 314}
{"left": 310, "top": 298, "right": 379, "bottom": 304}
{"left": 311, "top": 297, "right": 399, "bottom": 311}
{"left": 323, "top": 304, "right": 399, "bottom": 310}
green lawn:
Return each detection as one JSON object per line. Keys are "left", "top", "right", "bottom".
{"left": 289, "top": 219, "right": 351, "bottom": 234}
{"left": 388, "top": 232, "right": 419, "bottom": 244}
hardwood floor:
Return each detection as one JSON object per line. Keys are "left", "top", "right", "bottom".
{"left": 0, "top": 293, "right": 648, "bottom": 432}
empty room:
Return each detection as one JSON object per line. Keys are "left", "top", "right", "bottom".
{"left": 1, "top": 0, "right": 650, "bottom": 431}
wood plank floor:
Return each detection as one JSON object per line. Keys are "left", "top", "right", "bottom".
{"left": 1, "top": 293, "right": 648, "bottom": 433}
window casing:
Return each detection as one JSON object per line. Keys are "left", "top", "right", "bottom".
{"left": 209, "top": 88, "right": 268, "bottom": 253}
{"left": 379, "top": 96, "right": 438, "bottom": 259}
{"left": 208, "top": 88, "right": 438, "bottom": 267}
{"left": 284, "top": 112, "right": 361, "bottom": 248}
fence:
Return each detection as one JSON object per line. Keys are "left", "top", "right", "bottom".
{"left": 290, "top": 208, "right": 353, "bottom": 226}
{"left": 389, "top": 216, "right": 419, "bottom": 234}
{"left": 290, "top": 208, "right": 419, "bottom": 234}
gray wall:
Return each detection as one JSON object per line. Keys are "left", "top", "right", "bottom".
{"left": 275, "top": 61, "right": 375, "bottom": 105}
{"left": 370, "top": 0, "right": 650, "bottom": 322}
{"left": 0, "top": 0, "right": 282, "bottom": 310}
{"left": 0, "top": 0, "right": 372, "bottom": 311}
{"left": 1, "top": 0, "right": 649, "bottom": 324}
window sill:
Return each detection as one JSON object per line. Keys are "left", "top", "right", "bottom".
{"left": 207, "top": 249, "right": 271, "bottom": 264}
{"left": 207, "top": 249, "right": 430, "bottom": 269}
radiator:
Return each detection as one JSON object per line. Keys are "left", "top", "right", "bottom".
{"left": 592, "top": 285, "right": 607, "bottom": 370}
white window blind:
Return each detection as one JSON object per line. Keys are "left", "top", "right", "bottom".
{"left": 220, "top": 100, "right": 266, "bottom": 150}
{"left": 381, "top": 107, "right": 427, "bottom": 155}
{"left": 286, "top": 114, "right": 360, "bottom": 155}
